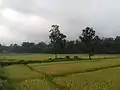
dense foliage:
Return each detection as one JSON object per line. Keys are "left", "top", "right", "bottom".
{"left": 79, "top": 27, "right": 96, "bottom": 59}
{"left": 0, "top": 26, "right": 120, "bottom": 54}
{"left": 49, "top": 25, "right": 66, "bottom": 58}
{"left": 0, "top": 36, "right": 120, "bottom": 54}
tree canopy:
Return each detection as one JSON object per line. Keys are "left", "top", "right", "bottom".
{"left": 79, "top": 27, "right": 96, "bottom": 60}
{"left": 0, "top": 26, "right": 120, "bottom": 55}
{"left": 49, "top": 25, "right": 66, "bottom": 58}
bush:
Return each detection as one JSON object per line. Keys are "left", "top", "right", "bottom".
{"left": 74, "top": 56, "right": 79, "bottom": 60}
{"left": 48, "top": 58, "right": 52, "bottom": 60}
{"left": 65, "top": 56, "right": 70, "bottom": 59}
{"left": 59, "top": 58, "right": 64, "bottom": 59}
{"left": 19, "top": 60, "right": 24, "bottom": 63}
{"left": 90, "top": 53, "right": 94, "bottom": 56}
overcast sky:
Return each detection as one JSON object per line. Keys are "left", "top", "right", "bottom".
{"left": 0, "top": 0, "right": 120, "bottom": 45}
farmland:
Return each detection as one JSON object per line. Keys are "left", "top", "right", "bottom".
{"left": 0, "top": 54, "right": 120, "bottom": 90}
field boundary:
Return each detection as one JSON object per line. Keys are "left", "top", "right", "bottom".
{"left": 0, "top": 56, "right": 119, "bottom": 67}
{"left": 51, "top": 64, "right": 120, "bottom": 77}
{"left": 2, "top": 60, "right": 120, "bottom": 90}
{"left": 25, "top": 64, "right": 70, "bottom": 90}
{"left": 20, "top": 64, "right": 120, "bottom": 90}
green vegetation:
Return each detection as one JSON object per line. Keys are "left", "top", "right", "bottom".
{"left": 0, "top": 53, "right": 118, "bottom": 60}
{"left": 79, "top": 27, "right": 96, "bottom": 60}
{"left": 49, "top": 25, "right": 67, "bottom": 59}
{"left": 54, "top": 67, "right": 120, "bottom": 90}
{"left": 0, "top": 54, "right": 120, "bottom": 90}
{"left": 0, "top": 53, "right": 54, "bottom": 61}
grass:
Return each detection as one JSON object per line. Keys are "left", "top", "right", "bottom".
{"left": 30, "top": 59, "right": 120, "bottom": 76}
{"left": 14, "top": 79, "right": 51, "bottom": 90}
{"left": 3, "top": 65, "right": 51, "bottom": 90}
{"left": 0, "top": 53, "right": 120, "bottom": 90}
{"left": 54, "top": 67, "right": 120, "bottom": 90}
{"left": 0, "top": 53, "right": 54, "bottom": 61}
{"left": 4, "top": 65, "right": 40, "bottom": 79}
{"left": 0, "top": 53, "right": 119, "bottom": 61}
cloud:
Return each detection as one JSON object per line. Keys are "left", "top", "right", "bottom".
{"left": 0, "top": 7, "right": 52, "bottom": 44}
{"left": 0, "top": 0, "right": 120, "bottom": 44}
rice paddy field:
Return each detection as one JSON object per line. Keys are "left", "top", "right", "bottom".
{"left": 0, "top": 53, "right": 120, "bottom": 90}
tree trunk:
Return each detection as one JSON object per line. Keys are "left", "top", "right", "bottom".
{"left": 55, "top": 52, "right": 57, "bottom": 59}
{"left": 54, "top": 45, "right": 58, "bottom": 59}
{"left": 89, "top": 53, "right": 91, "bottom": 60}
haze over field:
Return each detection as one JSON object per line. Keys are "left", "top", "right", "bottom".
{"left": 0, "top": 0, "right": 120, "bottom": 44}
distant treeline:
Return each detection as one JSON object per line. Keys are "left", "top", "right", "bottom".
{"left": 0, "top": 36, "right": 120, "bottom": 54}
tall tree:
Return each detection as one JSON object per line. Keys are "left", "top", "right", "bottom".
{"left": 49, "top": 25, "right": 66, "bottom": 59}
{"left": 79, "top": 27, "right": 96, "bottom": 60}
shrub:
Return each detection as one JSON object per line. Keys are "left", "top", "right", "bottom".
{"left": 104, "top": 57, "right": 106, "bottom": 59}
{"left": 59, "top": 58, "right": 64, "bottom": 59}
{"left": 48, "top": 58, "right": 53, "bottom": 62}
{"left": 65, "top": 56, "right": 70, "bottom": 59}
{"left": 90, "top": 53, "right": 94, "bottom": 56}
{"left": 74, "top": 56, "right": 79, "bottom": 60}
{"left": 20, "top": 60, "right": 24, "bottom": 62}
{"left": 48, "top": 58, "right": 52, "bottom": 60}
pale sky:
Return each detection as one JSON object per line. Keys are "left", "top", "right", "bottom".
{"left": 0, "top": 0, "right": 120, "bottom": 45}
